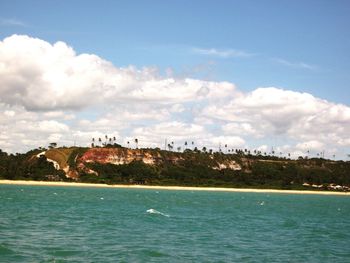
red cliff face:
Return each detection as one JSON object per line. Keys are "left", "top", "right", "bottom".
{"left": 71, "top": 147, "right": 241, "bottom": 179}
{"left": 78, "top": 148, "right": 164, "bottom": 166}
{"left": 39, "top": 147, "right": 242, "bottom": 181}
{"left": 80, "top": 148, "right": 122, "bottom": 164}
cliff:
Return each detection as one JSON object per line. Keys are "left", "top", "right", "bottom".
{"left": 0, "top": 146, "right": 349, "bottom": 191}
{"left": 44, "top": 146, "right": 242, "bottom": 179}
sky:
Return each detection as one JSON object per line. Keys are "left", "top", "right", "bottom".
{"left": 0, "top": 0, "right": 349, "bottom": 159}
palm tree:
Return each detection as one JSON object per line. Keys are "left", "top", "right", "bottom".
{"left": 98, "top": 138, "right": 102, "bottom": 146}
{"left": 127, "top": 141, "right": 130, "bottom": 148}
{"left": 191, "top": 141, "right": 194, "bottom": 150}
{"left": 225, "top": 144, "right": 227, "bottom": 154}
{"left": 184, "top": 141, "right": 188, "bottom": 150}
{"left": 135, "top": 138, "right": 138, "bottom": 149}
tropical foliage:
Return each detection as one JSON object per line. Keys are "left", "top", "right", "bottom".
{"left": 0, "top": 147, "right": 349, "bottom": 190}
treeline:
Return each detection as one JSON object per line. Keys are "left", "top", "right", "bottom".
{"left": 0, "top": 149, "right": 66, "bottom": 181}
{"left": 80, "top": 153, "right": 350, "bottom": 190}
{"left": 0, "top": 147, "right": 349, "bottom": 190}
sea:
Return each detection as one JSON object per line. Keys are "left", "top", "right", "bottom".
{"left": 0, "top": 184, "right": 350, "bottom": 263}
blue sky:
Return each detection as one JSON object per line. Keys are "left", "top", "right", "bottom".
{"left": 0, "top": 0, "right": 349, "bottom": 159}
{"left": 1, "top": 0, "right": 349, "bottom": 104}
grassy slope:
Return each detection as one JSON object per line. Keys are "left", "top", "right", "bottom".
{"left": 45, "top": 148, "right": 75, "bottom": 169}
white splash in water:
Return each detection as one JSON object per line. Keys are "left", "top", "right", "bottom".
{"left": 260, "top": 201, "right": 265, "bottom": 206}
{"left": 146, "top": 208, "right": 170, "bottom": 217}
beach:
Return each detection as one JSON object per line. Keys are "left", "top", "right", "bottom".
{"left": 0, "top": 180, "right": 349, "bottom": 196}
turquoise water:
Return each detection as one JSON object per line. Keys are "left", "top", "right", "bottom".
{"left": 1, "top": 185, "right": 350, "bottom": 262}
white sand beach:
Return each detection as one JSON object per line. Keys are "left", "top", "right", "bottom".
{"left": 0, "top": 180, "right": 349, "bottom": 196}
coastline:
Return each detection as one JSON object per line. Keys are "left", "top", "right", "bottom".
{"left": 0, "top": 179, "right": 349, "bottom": 196}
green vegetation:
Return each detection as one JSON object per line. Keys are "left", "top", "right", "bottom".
{"left": 45, "top": 147, "right": 74, "bottom": 169}
{"left": 76, "top": 149, "right": 350, "bottom": 190}
{"left": 81, "top": 161, "right": 159, "bottom": 184}
{"left": 0, "top": 149, "right": 66, "bottom": 181}
{"left": 67, "top": 147, "right": 89, "bottom": 168}
{"left": 0, "top": 147, "right": 349, "bottom": 191}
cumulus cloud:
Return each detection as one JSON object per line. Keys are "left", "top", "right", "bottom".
{"left": 222, "top": 122, "right": 262, "bottom": 138}
{"left": 0, "top": 35, "right": 349, "bottom": 159}
{"left": 201, "top": 87, "right": 350, "bottom": 157}
{"left": 204, "top": 136, "right": 245, "bottom": 149}
{"left": 203, "top": 88, "right": 349, "bottom": 135}
{"left": 0, "top": 35, "right": 236, "bottom": 111}
{"left": 0, "top": 103, "right": 73, "bottom": 152}
{"left": 132, "top": 121, "right": 205, "bottom": 140}
{"left": 128, "top": 122, "right": 245, "bottom": 151}
{"left": 295, "top": 140, "right": 325, "bottom": 152}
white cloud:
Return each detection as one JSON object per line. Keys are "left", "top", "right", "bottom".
{"left": 4, "top": 110, "right": 15, "bottom": 117}
{"left": 193, "top": 47, "right": 254, "bottom": 58}
{"left": 0, "top": 35, "right": 236, "bottom": 111}
{"left": 170, "top": 104, "right": 185, "bottom": 113}
{"left": 256, "top": 145, "right": 269, "bottom": 153}
{"left": 128, "top": 122, "right": 245, "bottom": 151}
{"left": 222, "top": 122, "right": 262, "bottom": 138}
{"left": 295, "top": 140, "right": 324, "bottom": 152}
{"left": 0, "top": 103, "right": 73, "bottom": 152}
{"left": 272, "top": 58, "right": 316, "bottom": 70}
{"left": 132, "top": 121, "right": 205, "bottom": 139}
{"left": 201, "top": 87, "right": 350, "bottom": 156}
{"left": 204, "top": 136, "right": 245, "bottom": 149}
{"left": 0, "top": 35, "right": 349, "bottom": 159}
{"left": 0, "top": 18, "right": 27, "bottom": 27}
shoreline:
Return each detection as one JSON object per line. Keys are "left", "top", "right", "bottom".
{"left": 0, "top": 180, "right": 349, "bottom": 196}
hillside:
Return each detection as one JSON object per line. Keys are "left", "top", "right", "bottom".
{"left": 0, "top": 146, "right": 349, "bottom": 191}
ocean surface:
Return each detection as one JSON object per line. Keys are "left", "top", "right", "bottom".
{"left": 0, "top": 185, "right": 350, "bottom": 263}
